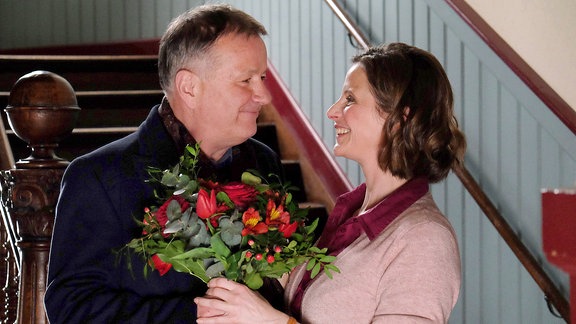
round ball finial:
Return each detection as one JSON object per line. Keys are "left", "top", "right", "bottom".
{"left": 4, "top": 70, "right": 81, "bottom": 168}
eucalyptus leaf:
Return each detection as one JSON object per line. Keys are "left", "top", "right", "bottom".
{"left": 180, "top": 219, "right": 201, "bottom": 239}
{"left": 164, "top": 220, "right": 184, "bottom": 234}
{"left": 219, "top": 217, "right": 243, "bottom": 247}
{"left": 206, "top": 261, "right": 225, "bottom": 278}
{"left": 166, "top": 200, "right": 183, "bottom": 221}
{"left": 161, "top": 172, "right": 179, "bottom": 187}
{"left": 177, "top": 174, "right": 190, "bottom": 189}
{"left": 187, "top": 220, "right": 210, "bottom": 248}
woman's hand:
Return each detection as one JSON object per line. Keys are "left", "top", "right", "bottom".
{"left": 194, "top": 277, "right": 290, "bottom": 324}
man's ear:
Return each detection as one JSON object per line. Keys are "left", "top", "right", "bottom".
{"left": 174, "top": 69, "right": 200, "bottom": 106}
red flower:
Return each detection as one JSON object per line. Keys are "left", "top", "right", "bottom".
{"left": 278, "top": 221, "right": 299, "bottom": 238}
{"left": 145, "top": 195, "right": 190, "bottom": 237}
{"left": 241, "top": 208, "right": 269, "bottom": 236}
{"left": 150, "top": 254, "right": 172, "bottom": 276}
{"left": 197, "top": 189, "right": 217, "bottom": 219}
{"left": 220, "top": 182, "right": 259, "bottom": 209}
{"left": 265, "top": 199, "right": 291, "bottom": 226}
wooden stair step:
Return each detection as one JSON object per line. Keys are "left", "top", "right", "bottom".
{"left": 0, "top": 55, "right": 159, "bottom": 91}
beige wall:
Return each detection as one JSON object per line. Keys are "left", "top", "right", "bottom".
{"left": 465, "top": 0, "right": 576, "bottom": 111}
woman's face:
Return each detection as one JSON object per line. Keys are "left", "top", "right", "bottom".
{"left": 327, "top": 63, "right": 386, "bottom": 165}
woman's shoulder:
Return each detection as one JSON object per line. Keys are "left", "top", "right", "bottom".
{"left": 382, "top": 192, "right": 458, "bottom": 247}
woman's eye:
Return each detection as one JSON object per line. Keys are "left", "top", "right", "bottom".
{"left": 345, "top": 95, "right": 355, "bottom": 105}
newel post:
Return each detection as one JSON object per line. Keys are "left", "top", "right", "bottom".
{"left": 0, "top": 71, "right": 80, "bottom": 323}
{"left": 542, "top": 187, "right": 576, "bottom": 323}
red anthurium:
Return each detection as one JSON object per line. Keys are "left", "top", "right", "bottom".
{"left": 197, "top": 189, "right": 217, "bottom": 219}
{"left": 241, "top": 208, "right": 269, "bottom": 236}
{"left": 150, "top": 254, "right": 172, "bottom": 276}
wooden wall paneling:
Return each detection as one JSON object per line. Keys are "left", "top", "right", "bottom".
{"left": 64, "top": 0, "right": 81, "bottom": 45}
{"left": 110, "top": 0, "right": 126, "bottom": 40}
{"left": 384, "top": 0, "right": 398, "bottom": 41}
{"left": 53, "top": 1, "right": 68, "bottom": 45}
{"left": 140, "top": 0, "right": 156, "bottom": 39}
{"left": 94, "top": 0, "right": 111, "bottom": 42}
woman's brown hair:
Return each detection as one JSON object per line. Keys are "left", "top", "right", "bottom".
{"left": 353, "top": 42, "right": 466, "bottom": 183}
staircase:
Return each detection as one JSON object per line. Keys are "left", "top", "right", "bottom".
{"left": 0, "top": 52, "right": 331, "bottom": 323}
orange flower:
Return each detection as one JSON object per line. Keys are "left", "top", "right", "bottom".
{"left": 265, "top": 199, "right": 291, "bottom": 226}
{"left": 241, "top": 208, "right": 268, "bottom": 236}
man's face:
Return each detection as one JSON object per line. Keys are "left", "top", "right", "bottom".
{"left": 190, "top": 33, "right": 271, "bottom": 160}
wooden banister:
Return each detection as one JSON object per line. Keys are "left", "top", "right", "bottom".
{"left": 1, "top": 70, "right": 80, "bottom": 323}
{"left": 323, "top": 0, "right": 570, "bottom": 321}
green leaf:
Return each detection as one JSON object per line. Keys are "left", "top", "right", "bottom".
{"left": 310, "top": 262, "right": 321, "bottom": 279}
{"left": 244, "top": 272, "right": 264, "bottom": 290}
{"left": 161, "top": 172, "right": 179, "bottom": 187}
{"left": 241, "top": 172, "right": 262, "bottom": 186}
{"left": 306, "top": 258, "right": 316, "bottom": 271}
{"left": 211, "top": 233, "right": 231, "bottom": 258}
{"left": 206, "top": 261, "right": 225, "bottom": 278}
{"left": 305, "top": 218, "right": 319, "bottom": 234}
{"left": 170, "top": 247, "right": 214, "bottom": 260}
{"left": 166, "top": 200, "right": 183, "bottom": 221}
{"left": 216, "top": 191, "right": 234, "bottom": 208}
{"left": 308, "top": 246, "right": 327, "bottom": 254}
{"left": 171, "top": 258, "right": 210, "bottom": 283}
{"left": 324, "top": 264, "right": 340, "bottom": 273}
{"left": 320, "top": 255, "right": 337, "bottom": 263}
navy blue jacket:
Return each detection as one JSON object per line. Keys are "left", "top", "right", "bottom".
{"left": 45, "top": 105, "right": 282, "bottom": 323}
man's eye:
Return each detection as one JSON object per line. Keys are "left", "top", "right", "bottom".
{"left": 260, "top": 74, "right": 267, "bottom": 81}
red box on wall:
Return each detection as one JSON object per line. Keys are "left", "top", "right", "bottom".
{"left": 542, "top": 188, "right": 576, "bottom": 273}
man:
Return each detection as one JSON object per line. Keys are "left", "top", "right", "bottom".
{"left": 44, "top": 4, "right": 282, "bottom": 322}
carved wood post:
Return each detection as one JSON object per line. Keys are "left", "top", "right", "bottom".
{"left": 542, "top": 187, "right": 576, "bottom": 323}
{"left": 0, "top": 71, "right": 79, "bottom": 324}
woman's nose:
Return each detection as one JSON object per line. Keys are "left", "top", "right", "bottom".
{"left": 326, "top": 102, "right": 340, "bottom": 120}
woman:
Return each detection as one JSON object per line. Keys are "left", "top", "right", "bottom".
{"left": 194, "top": 42, "right": 466, "bottom": 323}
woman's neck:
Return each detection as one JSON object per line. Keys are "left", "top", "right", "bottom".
{"left": 358, "top": 168, "right": 408, "bottom": 216}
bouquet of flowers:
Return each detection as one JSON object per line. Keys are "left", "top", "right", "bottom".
{"left": 122, "top": 144, "right": 338, "bottom": 289}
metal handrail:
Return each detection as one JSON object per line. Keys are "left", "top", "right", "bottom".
{"left": 323, "top": 0, "right": 569, "bottom": 321}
